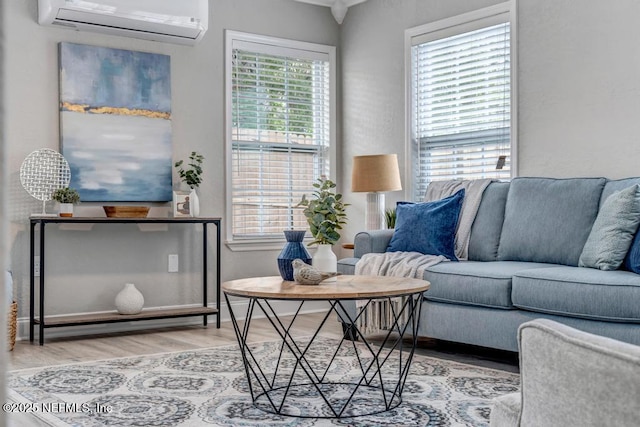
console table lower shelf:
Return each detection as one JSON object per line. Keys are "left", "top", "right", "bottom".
{"left": 34, "top": 306, "right": 218, "bottom": 328}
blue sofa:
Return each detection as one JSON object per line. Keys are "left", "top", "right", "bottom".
{"left": 337, "top": 177, "right": 640, "bottom": 352}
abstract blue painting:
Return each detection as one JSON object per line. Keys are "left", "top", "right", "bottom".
{"left": 59, "top": 43, "right": 172, "bottom": 202}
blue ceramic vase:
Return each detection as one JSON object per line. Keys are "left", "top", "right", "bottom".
{"left": 278, "top": 230, "right": 311, "bottom": 281}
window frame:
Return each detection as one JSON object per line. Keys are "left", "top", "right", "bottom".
{"left": 224, "top": 30, "right": 337, "bottom": 251}
{"left": 404, "top": 2, "right": 517, "bottom": 201}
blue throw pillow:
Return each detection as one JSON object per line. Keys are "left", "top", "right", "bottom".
{"left": 386, "top": 189, "right": 464, "bottom": 260}
{"left": 624, "top": 231, "right": 640, "bottom": 273}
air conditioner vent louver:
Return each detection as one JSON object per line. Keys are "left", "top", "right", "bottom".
{"left": 52, "top": 21, "right": 76, "bottom": 28}
{"left": 38, "top": 0, "right": 208, "bottom": 46}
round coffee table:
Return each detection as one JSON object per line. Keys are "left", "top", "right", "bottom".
{"left": 222, "top": 275, "right": 429, "bottom": 418}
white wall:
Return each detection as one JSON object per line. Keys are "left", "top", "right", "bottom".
{"left": 5, "top": 0, "right": 338, "bottom": 333}
{"left": 517, "top": 0, "right": 640, "bottom": 178}
{"left": 339, "top": 0, "right": 640, "bottom": 247}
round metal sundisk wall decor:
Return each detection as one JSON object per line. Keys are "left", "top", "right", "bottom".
{"left": 20, "top": 148, "right": 71, "bottom": 216}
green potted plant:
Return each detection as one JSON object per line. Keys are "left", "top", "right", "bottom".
{"left": 52, "top": 187, "right": 80, "bottom": 217}
{"left": 298, "top": 178, "right": 348, "bottom": 277}
{"left": 174, "top": 151, "right": 204, "bottom": 189}
{"left": 174, "top": 151, "right": 204, "bottom": 216}
{"left": 385, "top": 208, "right": 397, "bottom": 229}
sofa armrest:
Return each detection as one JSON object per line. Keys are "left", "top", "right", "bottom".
{"left": 517, "top": 319, "right": 640, "bottom": 427}
{"left": 353, "top": 229, "right": 394, "bottom": 258}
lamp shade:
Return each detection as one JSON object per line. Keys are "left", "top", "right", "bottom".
{"left": 351, "top": 154, "right": 402, "bottom": 193}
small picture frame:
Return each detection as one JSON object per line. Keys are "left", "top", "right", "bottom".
{"left": 173, "top": 191, "right": 192, "bottom": 217}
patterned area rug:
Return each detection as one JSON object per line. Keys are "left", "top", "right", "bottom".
{"left": 7, "top": 337, "right": 519, "bottom": 426}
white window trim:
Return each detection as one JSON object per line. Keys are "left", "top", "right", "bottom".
{"left": 224, "top": 30, "right": 337, "bottom": 252}
{"left": 403, "top": 2, "right": 518, "bottom": 200}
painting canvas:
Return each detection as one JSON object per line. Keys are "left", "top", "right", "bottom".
{"left": 59, "top": 42, "right": 172, "bottom": 202}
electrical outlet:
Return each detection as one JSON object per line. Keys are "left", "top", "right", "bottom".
{"left": 168, "top": 254, "right": 179, "bottom": 273}
{"left": 34, "top": 256, "right": 40, "bottom": 277}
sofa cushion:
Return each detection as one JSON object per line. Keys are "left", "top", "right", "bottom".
{"left": 512, "top": 266, "right": 640, "bottom": 322}
{"left": 600, "top": 177, "right": 640, "bottom": 208}
{"left": 387, "top": 190, "right": 463, "bottom": 260}
{"left": 579, "top": 184, "right": 640, "bottom": 270}
{"left": 468, "top": 181, "right": 510, "bottom": 262}
{"left": 497, "top": 177, "right": 606, "bottom": 266}
{"left": 423, "top": 261, "right": 553, "bottom": 309}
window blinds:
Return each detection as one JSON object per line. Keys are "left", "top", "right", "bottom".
{"left": 231, "top": 47, "right": 330, "bottom": 238}
{"left": 412, "top": 22, "right": 511, "bottom": 200}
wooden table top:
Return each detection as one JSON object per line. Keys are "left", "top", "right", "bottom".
{"left": 222, "top": 275, "right": 430, "bottom": 300}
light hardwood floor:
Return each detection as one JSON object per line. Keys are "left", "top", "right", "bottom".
{"left": 8, "top": 312, "right": 518, "bottom": 373}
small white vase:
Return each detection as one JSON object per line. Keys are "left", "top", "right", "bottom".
{"left": 190, "top": 188, "right": 200, "bottom": 217}
{"left": 59, "top": 203, "right": 73, "bottom": 217}
{"left": 115, "top": 283, "right": 144, "bottom": 315}
{"left": 313, "top": 244, "right": 337, "bottom": 282}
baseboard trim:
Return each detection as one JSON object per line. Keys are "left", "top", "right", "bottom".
{"left": 16, "top": 299, "right": 331, "bottom": 341}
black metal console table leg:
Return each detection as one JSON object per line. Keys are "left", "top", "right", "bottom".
{"left": 39, "top": 222, "right": 46, "bottom": 346}
{"left": 216, "top": 222, "right": 221, "bottom": 329}
{"left": 202, "top": 223, "right": 208, "bottom": 327}
{"left": 29, "top": 221, "right": 36, "bottom": 343}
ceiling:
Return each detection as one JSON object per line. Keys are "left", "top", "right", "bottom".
{"left": 293, "top": 0, "right": 368, "bottom": 24}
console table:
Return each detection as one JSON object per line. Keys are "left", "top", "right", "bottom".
{"left": 29, "top": 216, "right": 221, "bottom": 345}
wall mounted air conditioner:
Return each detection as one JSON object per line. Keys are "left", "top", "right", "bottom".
{"left": 38, "top": 0, "right": 208, "bottom": 46}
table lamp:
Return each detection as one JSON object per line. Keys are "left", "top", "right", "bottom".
{"left": 351, "top": 154, "right": 402, "bottom": 230}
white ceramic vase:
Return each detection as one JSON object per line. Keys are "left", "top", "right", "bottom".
{"left": 59, "top": 203, "right": 73, "bottom": 217}
{"left": 190, "top": 188, "right": 200, "bottom": 217}
{"left": 312, "top": 244, "right": 337, "bottom": 282}
{"left": 115, "top": 283, "right": 144, "bottom": 315}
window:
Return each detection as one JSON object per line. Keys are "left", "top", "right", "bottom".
{"left": 407, "top": 4, "right": 514, "bottom": 201}
{"left": 225, "top": 31, "right": 336, "bottom": 249}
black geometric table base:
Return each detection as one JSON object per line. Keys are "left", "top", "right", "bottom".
{"left": 225, "top": 292, "right": 424, "bottom": 418}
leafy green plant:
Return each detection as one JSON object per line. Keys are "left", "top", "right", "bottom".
{"left": 298, "top": 178, "right": 349, "bottom": 246}
{"left": 51, "top": 187, "right": 80, "bottom": 204}
{"left": 175, "top": 151, "right": 205, "bottom": 189}
{"left": 385, "top": 208, "right": 397, "bottom": 229}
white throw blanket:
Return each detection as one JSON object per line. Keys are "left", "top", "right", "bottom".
{"left": 354, "top": 252, "right": 447, "bottom": 335}
{"left": 355, "top": 251, "right": 447, "bottom": 279}
{"left": 424, "top": 178, "right": 494, "bottom": 260}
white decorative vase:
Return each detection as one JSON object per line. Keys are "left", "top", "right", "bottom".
{"left": 190, "top": 188, "right": 200, "bottom": 217}
{"left": 59, "top": 203, "right": 73, "bottom": 217}
{"left": 115, "top": 283, "right": 144, "bottom": 315}
{"left": 312, "top": 244, "right": 337, "bottom": 282}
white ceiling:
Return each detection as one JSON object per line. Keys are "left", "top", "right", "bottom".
{"left": 293, "top": 0, "right": 368, "bottom": 24}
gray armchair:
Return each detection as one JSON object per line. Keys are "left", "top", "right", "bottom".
{"left": 491, "top": 319, "right": 640, "bottom": 427}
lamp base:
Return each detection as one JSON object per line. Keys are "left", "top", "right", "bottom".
{"left": 365, "top": 193, "right": 385, "bottom": 230}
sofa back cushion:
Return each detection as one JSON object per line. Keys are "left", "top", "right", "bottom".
{"left": 601, "top": 177, "right": 640, "bottom": 207}
{"left": 604, "top": 177, "right": 640, "bottom": 272}
{"left": 468, "top": 182, "right": 510, "bottom": 261}
{"left": 497, "top": 177, "right": 606, "bottom": 266}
